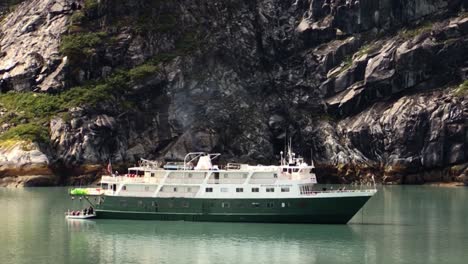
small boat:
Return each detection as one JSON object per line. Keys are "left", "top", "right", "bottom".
{"left": 65, "top": 210, "right": 96, "bottom": 220}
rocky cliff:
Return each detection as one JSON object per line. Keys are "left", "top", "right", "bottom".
{"left": 0, "top": 0, "right": 467, "bottom": 186}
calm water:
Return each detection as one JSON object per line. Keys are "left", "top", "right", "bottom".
{"left": 0, "top": 186, "right": 467, "bottom": 264}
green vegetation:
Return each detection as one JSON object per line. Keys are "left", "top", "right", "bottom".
{"left": 0, "top": 62, "right": 161, "bottom": 143}
{"left": 0, "top": 123, "right": 49, "bottom": 143}
{"left": 128, "top": 64, "right": 160, "bottom": 81}
{"left": 398, "top": 22, "right": 433, "bottom": 40}
{"left": 330, "top": 56, "right": 353, "bottom": 78}
{"left": 175, "top": 32, "right": 201, "bottom": 54}
{"left": 454, "top": 80, "right": 468, "bottom": 96}
{"left": 60, "top": 32, "right": 107, "bottom": 59}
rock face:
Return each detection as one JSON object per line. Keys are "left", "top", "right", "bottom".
{"left": 0, "top": 0, "right": 467, "bottom": 185}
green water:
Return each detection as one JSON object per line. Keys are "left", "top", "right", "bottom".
{"left": 0, "top": 186, "right": 467, "bottom": 264}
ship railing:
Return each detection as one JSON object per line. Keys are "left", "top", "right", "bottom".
{"left": 207, "top": 179, "right": 246, "bottom": 184}
{"left": 248, "top": 179, "right": 277, "bottom": 184}
{"left": 165, "top": 178, "right": 205, "bottom": 184}
{"left": 300, "top": 189, "right": 377, "bottom": 195}
{"left": 226, "top": 163, "right": 241, "bottom": 170}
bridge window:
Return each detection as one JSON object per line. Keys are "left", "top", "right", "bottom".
{"left": 236, "top": 188, "right": 243, "bottom": 193}
{"left": 205, "top": 187, "right": 213, "bottom": 193}
{"left": 266, "top": 188, "right": 274, "bottom": 192}
{"left": 281, "top": 187, "right": 290, "bottom": 192}
{"left": 251, "top": 188, "right": 259, "bottom": 192}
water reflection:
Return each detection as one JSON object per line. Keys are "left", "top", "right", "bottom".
{"left": 68, "top": 221, "right": 366, "bottom": 264}
{"left": 1, "top": 186, "right": 468, "bottom": 264}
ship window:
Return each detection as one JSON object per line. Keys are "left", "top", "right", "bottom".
{"left": 160, "top": 187, "right": 164, "bottom": 192}
{"left": 173, "top": 187, "right": 177, "bottom": 192}
{"left": 138, "top": 200, "right": 143, "bottom": 207}
{"left": 273, "top": 173, "right": 278, "bottom": 178}
{"left": 183, "top": 202, "right": 190, "bottom": 208}
{"left": 266, "top": 188, "right": 274, "bottom": 192}
{"left": 221, "top": 202, "right": 230, "bottom": 208}
{"left": 188, "top": 173, "right": 192, "bottom": 178}
{"left": 168, "top": 202, "right": 174, "bottom": 208}
{"left": 205, "top": 187, "right": 213, "bottom": 193}
{"left": 145, "top": 186, "right": 149, "bottom": 191}
{"left": 187, "top": 187, "right": 192, "bottom": 192}
{"left": 283, "top": 168, "right": 287, "bottom": 172}
{"left": 122, "top": 186, "right": 127, "bottom": 191}
{"left": 224, "top": 173, "right": 229, "bottom": 178}
{"left": 293, "top": 169, "right": 299, "bottom": 173}
{"left": 120, "top": 200, "right": 127, "bottom": 207}
{"left": 221, "top": 188, "right": 228, "bottom": 192}
{"left": 236, "top": 188, "right": 243, "bottom": 193}
{"left": 151, "top": 173, "right": 155, "bottom": 177}
{"left": 267, "top": 202, "right": 274, "bottom": 208}
{"left": 281, "top": 187, "right": 290, "bottom": 192}
{"left": 236, "top": 202, "right": 245, "bottom": 208}
{"left": 243, "top": 173, "right": 248, "bottom": 178}
{"left": 281, "top": 202, "right": 291, "bottom": 208}
{"left": 152, "top": 201, "right": 158, "bottom": 207}
{"left": 251, "top": 188, "right": 259, "bottom": 192}
{"left": 251, "top": 202, "right": 260, "bottom": 208}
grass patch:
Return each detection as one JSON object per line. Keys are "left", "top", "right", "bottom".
{"left": 329, "top": 56, "right": 353, "bottom": 78}
{"left": 454, "top": 80, "right": 468, "bottom": 96}
{"left": 0, "top": 123, "right": 49, "bottom": 143}
{"left": 0, "top": 62, "right": 163, "bottom": 143}
{"left": 398, "top": 22, "right": 433, "bottom": 40}
{"left": 60, "top": 32, "right": 107, "bottom": 59}
{"left": 128, "top": 64, "right": 160, "bottom": 81}
{"left": 175, "top": 32, "right": 201, "bottom": 55}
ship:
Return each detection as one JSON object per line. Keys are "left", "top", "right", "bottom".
{"left": 69, "top": 144, "right": 377, "bottom": 224}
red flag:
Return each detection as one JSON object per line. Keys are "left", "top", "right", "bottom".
{"left": 107, "top": 160, "right": 112, "bottom": 175}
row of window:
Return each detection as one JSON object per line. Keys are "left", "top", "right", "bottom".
{"left": 120, "top": 186, "right": 290, "bottom": 193}
{"left": 122, "top": 200, "right": 293, "bottom": 209}
{"left": 205, "top": 187, "right": 290, "bottom": 193}
{"left": 150, "top": 173, "right": 280, "bottom": 178}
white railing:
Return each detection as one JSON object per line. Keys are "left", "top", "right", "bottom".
{"left": 165, "top": 178, "right": 205, "bottom": 184}
{"left": 248, "top": 179, "right": 277, "bottom": 184}
{"left": 300, "top": 189, "right": 377, "bottom": 195}
{"left": 207, "top": 179, "right": 246, "bottom": 184}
